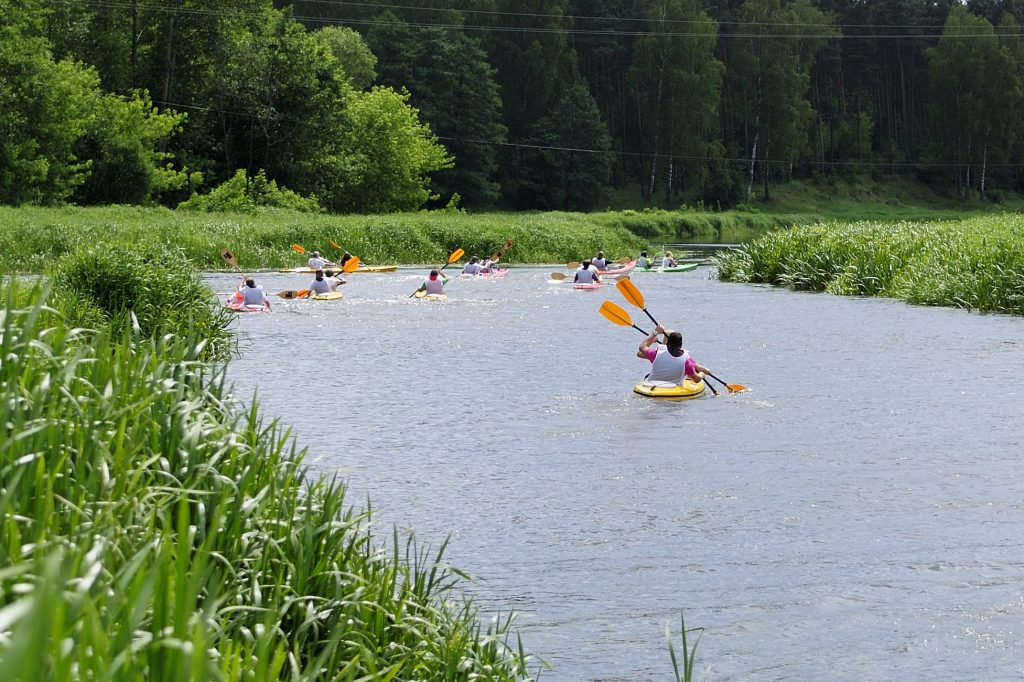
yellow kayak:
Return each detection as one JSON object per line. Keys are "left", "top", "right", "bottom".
{"left": 311, "top": 291, "right": 343, "bottom": 301}
{"left": 414, "top": 290, "right": 448, "bottom": 300}
{"left": 633, "top": 379, "right": 706, "bottom": 399}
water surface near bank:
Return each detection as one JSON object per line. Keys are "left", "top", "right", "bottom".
{"left": 209, "top": 266, "right": 1024, "bottom": 681}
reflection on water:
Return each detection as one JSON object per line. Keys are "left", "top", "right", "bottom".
{"left": 210, "top": 266, "right": 1024, "bottom": 681}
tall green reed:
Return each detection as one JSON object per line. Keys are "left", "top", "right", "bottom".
{"left": 715, "top": 215, "right": 1024, "bottom": 315}
{"left": 0, "top": 285, "right": 534, "bottom": 680}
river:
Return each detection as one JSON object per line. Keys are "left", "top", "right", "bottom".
{"left": 208, "top": 266, "right": 1024, "bottom": 681}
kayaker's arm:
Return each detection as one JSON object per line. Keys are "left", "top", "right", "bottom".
{"left": 637, "top": 324, "right": 666, "bottom": 358}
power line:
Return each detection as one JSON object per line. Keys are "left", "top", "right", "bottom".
{"left": 158, "top": 99, "right": 1024, "bottom": 169}
{"left": 291, "top": 0, "right": 992, "bottom": 31}
{"left": 45, "top": 0, "right": 1024, "bottom": 40}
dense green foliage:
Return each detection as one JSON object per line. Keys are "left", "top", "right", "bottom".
{"left": 10, "top": 0, "right": 1024, "bottom": 212}
{"left": 0, "top": 274, "right": 533, "bottom": 679}
{"left": 179, "top": 169, "right": 323, "bottom": 213}
{"left": 715, "top": 215, "right": 1024, "bottom": 314}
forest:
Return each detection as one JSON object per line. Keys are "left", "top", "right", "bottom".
{"left": 4, "top": 0, "right": 1024, "bottom": 212}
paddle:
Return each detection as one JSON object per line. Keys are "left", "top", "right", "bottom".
{"left": 599, "top": 301, "right": 653, "bottom": 336}
{"left": 616, "top": 256, "right": 632, "bottom": 265}
{"left": 341, "top": 256, "right": 361, "bottom": 273}
{"left": 490, "top": 238, "right": 515, "bottom": 261}
{"left": 567, "top": 261, "right": 581, "bottom": 269}
{"left": 330, "top": 240, "right": 368, "bottom": 267}
{"left": 549, "top": 272, "right": 567, "bottom": 281}
{"left": 220, "top": 247, "right": 243, "bottom": 274}
{"left": 705, "top": 372, "right": 748, "bottom": 394}
{"left": 615, "top": 278, "right": 659, "bottom": 326}
{"left": 409, "top": 248, "right": 464, "bottom": 297}
{"left": 599, "top": 299, "right": 721, "bottom": 396}
{"left": 615, "top": 280, "right": 747, "bottom": 394}
{"left": 291, "top": 244, "right": 307, "bottom": 254}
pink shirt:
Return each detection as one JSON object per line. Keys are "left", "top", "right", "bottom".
{"left": 645, "top": 347, "right": 697, "bottom": 376}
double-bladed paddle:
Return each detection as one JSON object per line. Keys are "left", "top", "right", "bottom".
{"left": 611, "top": 280, "right": 749, "bottom": 393}
{"left": 409, "top": 248, "right": 464, "bottom": 298}
{"left": 599, "top": 300, "right": 717, "bottom": 395}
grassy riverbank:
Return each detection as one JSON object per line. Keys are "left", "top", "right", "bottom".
{"left": 0, "top": 205, "right": 653, "bottom": 272}
{"left": 0, "top": 263, "right": 533, "bottom": 679}
{"left": 716, "top": 215, "right": 1024, "bottom": 315}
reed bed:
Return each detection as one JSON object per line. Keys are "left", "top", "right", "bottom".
{"left": 715, "top": 215, "right": 1024, "bottom": 315}
{"left": 0, "top": 206, "right": 650, "bottom": 273}
{"left": 0, "top": 279, "right": 534, "bottom": 680}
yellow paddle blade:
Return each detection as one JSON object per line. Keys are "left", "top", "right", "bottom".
{"left": 549, "top": 272, "right": 567, "bottom": 281}
{"left": 297, "top": 289, "right": 309, "bottom": 298}
{"left": 567, "top": 261, "right": 581, "bottom": 269}
{"left": 330, "top": 240, "right": 342, "bottom": 250}
{"left": 219, "top": 247, "right": 238, "bottom": 268}
{"left": 616, "top": 278, "right": 645, "bottom": 309}
{"left": 599, "top": 300, "right": 635, "bottom": 328}
{"left": 342, "top": 256, "right": 361, "bottom": 273}
{"left": 448, "top": 248, "right": 465, "bottom": 263}
{"left": 291, "top": 244, "right": 306, "bottom": 254}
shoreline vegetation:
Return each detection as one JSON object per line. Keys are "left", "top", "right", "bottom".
{"left": 716, "top": 216, "right": 1024, "bottom": 316}
{"left": 0, "top": 264, "right": 535, "bottom": 679}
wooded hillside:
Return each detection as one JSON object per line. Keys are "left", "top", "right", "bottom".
{"left": 5, "top": 0, "right": 1021, "bottom": 211}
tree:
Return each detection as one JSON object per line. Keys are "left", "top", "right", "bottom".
{"left": 308, "top": 86, "right": 453, "bottom": 213}
{"left": 314, "top": 26, "right": 377, "bottom": 89}
{"left": 0, "top": 6, "right": 99, "bottom": 204}
{"left": 519, "top": 82, "right": 613, "bottom": 210}
{"left": 925, "top": 6, "right": 1022, "bottom": 198}
{"left": 628, "top": 0, "right": 723, "bottom": 204}
{"left": 726, "top": 0, "right": 836, "bottom": 200}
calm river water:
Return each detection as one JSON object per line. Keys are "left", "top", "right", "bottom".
{"left": 208, "top": 266, "right": 1024, "bottom": 681}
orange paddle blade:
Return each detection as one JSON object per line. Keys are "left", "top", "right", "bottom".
{"left": 726, "top": 383, "right": 748, "bottom": 393}
{"left": 330, "top": 240, "right": 342, "bottom": 250}
{"left": 616, "top": 278, "right": 645, "bottom": 309}
{"left": 291, "top": 244, "right": 306, "bottom": 254}
{"left": 342, "top": 256, "right": 361, "bottom": 273}
{"left": 297, "top": 289, "right": 309, "bottom": 298}
{"left": 448, "top": 248, "right": 465, "bottom": 263}
{"left": 599, "top": 300, "right": 635, "bottom": 328}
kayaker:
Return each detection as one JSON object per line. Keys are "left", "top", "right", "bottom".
{"left": 324, "top": 269, "right": 347, "bottom": 291}
{"left": 637, "top": 325, "right": 709, "bottom": 385}
{"left": 462, "top": 257, "right": 482, "bottom": 276}
{"left": 418, "top": 269, "right": 449, "bottom": 295}
{"left": 592, "top": 251, "right": 608, "bottom": 270}
{"left": 306, "top": 269, "right": 333, "bottom": 297}
{"left": 307, "top": 251, "right": 329, "bottom": 269}
{"left": 637, "top": 251, "right": 651, "bottom": 269}
{"left": 661, "top": 251, "right": 678, "bottom": 268}
{"left": 238, "top": 277, "right": 271, "bottom": 310}
{"left": 479, "top": 257, "right": 495, "bottom": 274}
{"left": 338, "top": 251, "right": 355, "bottom": 268}
{"left": 574, "top": 260, "right": 602, "bottom": 285}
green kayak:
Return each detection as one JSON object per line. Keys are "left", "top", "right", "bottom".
{"left": 637, "top": 262, "right": 699, "bottom": 273}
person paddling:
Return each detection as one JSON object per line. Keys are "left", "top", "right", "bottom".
{"left": 637, "top": 251, "right": 651, "bottom": 269}
{"left": 237, "top": 277, "right": 271, "bottom": 310}
{"left": 324, "top": 269, "right": 347, "bottom": 291}
{"left": 574, "top": 260, "right": 602, "bottom": 285}
{"left": 307, "top": 251, "right": 329, "bottom": 269}
{"left": 661, "top": 251, "right": 678, "bottom": 268}
{"left": 592, "top": 251, "right": 609, "bottom": 271}
{"left": 417, "top": 269, "right": 448, "bottom": 295}
{"left": 306, "top": 269, "right": 333, "bottom": 297}
{"left": 637, "top": 325, "right": 709, "bottom": 386}
{"left": 462, "top": 257, "right": 482, "bottom": 276}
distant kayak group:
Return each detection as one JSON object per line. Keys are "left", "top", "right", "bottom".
{"left": 219, "top": 241, "right": 747, "bottom": 399}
